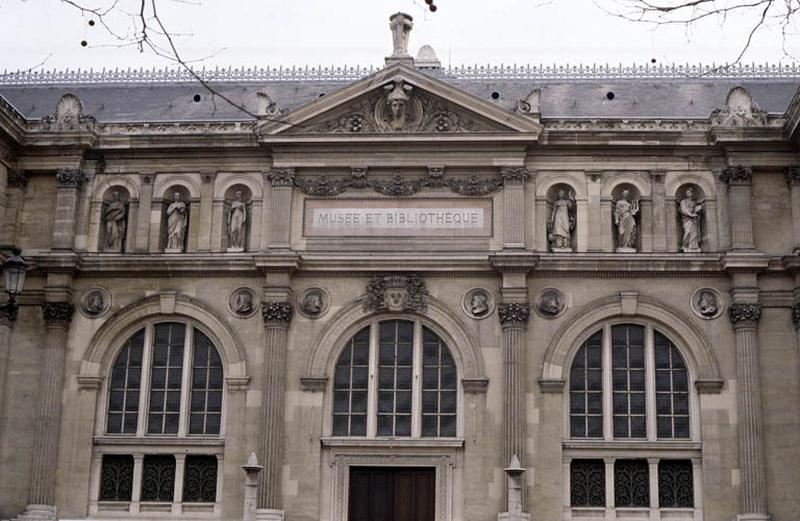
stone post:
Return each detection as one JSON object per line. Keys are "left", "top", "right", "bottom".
{"left": 498, "top": 302, "right": 530, "bottom": 506}
{"left": 498, "top": 454, "right": 529, "bottom": 521}
{"left": 720, "top": 166, "right": 754, "bottom": 250}
{"left": 501, "top": 167, "right": 529, "bottom": 249}
{"left": 17, "top": 302, "right": 74, "bottom": 521}
{"left": 785, "top": 166, "right": 800, "bottom": 254}
{"left": 267, "top": 168, "right": 295, "bottom": 249}
{"left": 52, "top": 169, "right": 87, "bottom": 249}
{"left": 242, "top": 453, "right": 264, "bottom": 521}
{"left": 258, "top": 301, "right": 292, "bottom": 512}
{"left": 728, "top": 301, "right": 769, "bottom": 521}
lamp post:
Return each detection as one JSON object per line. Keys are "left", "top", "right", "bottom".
{"left": 1, "top": 248, "right": 27, "bottom": 322}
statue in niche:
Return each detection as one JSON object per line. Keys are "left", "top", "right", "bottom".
{"left": 470, "top": 292, "right": 489, "bottom": 317}
{"left": 613, "top": 189, "right": 639, "bottom": 252}
{"left": 227, "top": 191, "right": 247, "bottom": 251}
{"left": 698, "top": 290, "right": 718, "bottom": 317}
{"left": 678, "top": 188, "right": 703, "bottom": 252}
{"left": 165, "top": 191, "right": 188, "bottom": 252}
{"left": 103, "top": 190, "right": 127, "bottom": 252}
{"left": 547, "top": 188, "right": 575, "bottom": 252}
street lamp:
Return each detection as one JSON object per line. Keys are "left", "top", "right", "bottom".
{"left": 2, "top": 248, "right": 26, "bottom": 322}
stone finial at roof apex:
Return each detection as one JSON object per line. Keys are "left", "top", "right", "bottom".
{"left": 415, "top": 45, "right": 441, "bottom": 69}
{"left": 386, "top": 12, "right": 414, "bottom": 66}
{"left": 710, "top": 85, "right": 768, "bottom": 127}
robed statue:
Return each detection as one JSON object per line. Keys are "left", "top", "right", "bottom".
{"left": 166, "top": 191, "right": 188, "bottom": 252}
{"left": 678, "top": 188, "right": 703, "bottom": 252}
{"left": 613, "top": 189, "right": 639, "bottom": 252}
{"left": 227, "top": 191, "right": 247, "bottom": 251}
{"left": 548, "top": 188, "right": 575, "bottom": 251}
{"left": 103, "top": 190, "right": 127, "bottom": 251}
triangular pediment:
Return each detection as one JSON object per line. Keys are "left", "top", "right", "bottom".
{"left": 256, "top": 64, "right": 540, "bottom": 141}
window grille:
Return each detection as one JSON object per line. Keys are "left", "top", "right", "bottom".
{"left": 570, "top": 459, "right": 605, "bottom": 507}
{"left": 141, "top": 454, "right": 176, "bottom": 502}
{"left": 147, "top": 323, "right": 185, "bottom": 434}
{"left": 99, "top": 454, "right": 134, "bottom": 501}
{"left": 182, "top": 455, "right": 218, "bottom": 502}
{"left": 611, "top": 325, "right": 646, "bottom": 438}
{"left": 332, "top": 327, "right": 370, "bottom": 436}
{"left": 658, "top": 460, "right": 694, "bottom": 508}
{"left": 421, "top": 326, "right": 457, "bottom": 437}
{"left": 655, "top": 333, "right": 690, "bottom": 439}
{"left": 107, "top": 330, "right": 144, "bottom": 434}
{"left": 569, "top": 331, "right": 603, "bottom": 438}
{"left": 189, "top": 330, "right": 224, "bottom": 435}
{"left": 614, "top": 459, "right": 649, "bottom": 507}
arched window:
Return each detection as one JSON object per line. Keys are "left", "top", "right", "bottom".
{"left": 566, "top": 322, "right": 699, "bottom": 516}
{"left": 96, "top": 320, "right": 224, "bottom": 512}
{"left": 331, "top": 319, "right": 458, "bottom": 438}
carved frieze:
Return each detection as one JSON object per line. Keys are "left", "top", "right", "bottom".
{"left": 350, "top": 167, "right": 369, "bottom": 188}
{"left": 42, "top": 302, "right": 75, "bottom": 326}
{"left": 55, "top": 168, "right": 87, "bottom": 187}
{"left": 293, "top": 175, "right": 350, "bottom": 196}
{"left": 370, "top": 175, "right": 423, "bottom": 197}
{"left": 498, "top": 303, "right": 531, "bottom": 326}
{"left": 718, "top": 165, "right": 753, "bottom": 185}
{"left": 728, "top": 303, "right": 761, "bottom": 325}
{"left": 365, "top": 274, "right": 428, "bottom": 313}
{"left": 262, "top": 302, "right": 293, "bottom": 324}
{"left": 447, "top": 174, "right": 503, "bottom": 196}
{"left": 426, "top": 166, "right": 446, "bottom": 188}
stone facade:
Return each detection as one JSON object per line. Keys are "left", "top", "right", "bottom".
{"left": 1, "top": 16, "right": 800, "bottom": 521}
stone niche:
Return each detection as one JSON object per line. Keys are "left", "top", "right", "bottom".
{"left": 223, "top": 184, "right": 252, "bottom": 252}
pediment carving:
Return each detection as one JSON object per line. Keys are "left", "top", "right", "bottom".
{"left": 288, "top": 79, "right": 510, "bottom": 135}
{"left": 710, "top": 86, "right": 768, "bottom": 128}
{"left": 41, "top": 93, "right": 97, "bottom": 132}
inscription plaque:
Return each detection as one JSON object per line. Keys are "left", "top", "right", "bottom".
{"left": 304, "top": 199, "right": 493, "bottom": 237}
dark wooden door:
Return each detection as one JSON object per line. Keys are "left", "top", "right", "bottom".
{"left": 348, "top": 467, "right": 435, "bottom": 521}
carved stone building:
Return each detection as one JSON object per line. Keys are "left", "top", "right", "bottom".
{"left": 2, "top": 13, "right": 800, "bottom": 521}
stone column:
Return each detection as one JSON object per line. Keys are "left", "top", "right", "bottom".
{"left": 785, "top": 166, "right": 800, "bottom": 254}
{"left": 501, "top": 167, "right": 529, "bottom": 249}
{"left": 18, "top": 302, "right": 74, "bottom": 521}
{"left": 728, "top": 302, "right": 769, "bottom": 521}
{"left": 267, "top": 168, "right": 295, "bottom": 249}
{"left": 258, "top": 301, "right": 292, "bottom": 511}
{"left": 498, "top": 302, "right": 530, "bottom": 507}
{"left": 720, "top": 166, "right": 754, "bottom": 250}
{"left": 52, "top": 169, "right": 87, "bottom": 249}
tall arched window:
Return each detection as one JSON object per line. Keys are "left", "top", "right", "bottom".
{"left": 566, "top": 322, "right": 699, "bottom": 516}
{"left": 332, "top": 319, "right": 458, "bottom": 438}
{"left": 95, "top": 320, "right": 224, "bottom": 512}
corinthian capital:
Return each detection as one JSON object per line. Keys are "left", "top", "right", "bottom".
{"left": 262, "top": 302, "right": 293, "bottom": 324}
{"left": 55, "top": 168, "right": 87, "bottom": 187}
{"left": 498, "top": 303, "right": 531, "bottom": 327}
{"left": 267, "top": 168, "right": 296, "bottom": 186}
{"left": 728, "top": 302, "right": 761, "bottom": 326}
{"left": 718, "top": 165, "right": 753, "bottom": 186}
{"left": 42, "top": 302, "right": 75, "bottom": 327}
{"left": 500, "top": 167, "right": 530, "bottom": 184}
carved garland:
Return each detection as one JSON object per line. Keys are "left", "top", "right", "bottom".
{"left": 728, "top": 303, "right": 761, "bottom": 325}
{"left": 291, "top": 167, "right": 526, "bottom": 198}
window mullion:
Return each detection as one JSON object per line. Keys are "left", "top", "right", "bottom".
{"left": 645, "top": 325, "right": 657, "bottom": 441}
{"left": 411, "top": 320, "right": 422, "bottom": 438}
{"left": 367, "top": 322, "right": 379, "bottom": 438}
{"left": 131, "top": 453, "right": 144, "bottom": 513}
{"left": 177, "top": 324, "right": 193, "bottom": 437}
{"left": 602, "top": 324, "right": 613, "bottom": 440}
{"left": 137, "top": 325, "right": 154, "bottom": 437}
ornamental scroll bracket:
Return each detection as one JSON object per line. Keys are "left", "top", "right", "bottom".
{"left": 365, "top": 274, "right": 428, "bottom": 313}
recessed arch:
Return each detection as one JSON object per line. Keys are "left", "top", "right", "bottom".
{"left": 153, "top": 173, "right": 201, "bottom": 200}
{"left": 666, "top": 173, "right": 715, "bottom": 200}
{"left": 79, "top": 293, "right": 248, "bottom": 385}
{"left": 214, "top": 173, "right": 263, "bottom": 201}
{"left": 600, "top": 172, "right": 652, "bottom": 198}
{"left": 540, "top": 293, "right": 722, "bottom": 393}
{"left": 92, "top": 175, "right": 140, "bottom": 200}
{"left": 304, "top": 294, "right": 486, "bottom": 386}
{"left": 536, "top": 173, "right": 587, "bottom": 198}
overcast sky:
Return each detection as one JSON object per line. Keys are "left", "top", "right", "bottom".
{"left": 0, "top": 0, "right": 794, "bottom": 73}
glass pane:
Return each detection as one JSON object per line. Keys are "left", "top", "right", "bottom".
{"left": 333, "top": 391, "right": 349, "bottom": 413}
{"left": 350, "top": 415, "right": 366, "bottom": 436}
{"left": 332, "top": 415, "right": 348, "bottom": 436}
{"left": 395, "top": 391, "right": 412, "bottom": 414}
{"left": 106, "top": 330, "right": 144, "bottom": 434}
{"left": 570, "top": 416, "right": 585, "bottom": 438}
{"left": 440, "top": 415, "right": 456, "bottom": 437}
{"left": 331, "top": 327, "right": 370, "bottom": 436}
{"left": 148, "top": 323, "right": 185, "bottom": 435}
{"left": 587, "top": 416, "right": 603, "bottom": 438}
{"left": 654, "top": 335, "right": 691, "bottom": 440}
{"left": 422, "top": 415, "right": 437, "bottom": 437}
{"left": 395, "top": 415, "right": 411, "bottom": 436}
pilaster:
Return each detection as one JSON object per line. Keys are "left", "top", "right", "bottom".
{"left": 501, "top": 167, "right": 529, "bottom": 249}
{"left": 258, "top": 299, "right": 292, "bottom": 510}
{"left": 785, "top": 166, "right": 800, "bottom": 253}
{"left": 586, "top": 171, "right": 602, "bottom": 252}
{"left": 197, "top": 175, "right": 215, "bottom": 251}
{"left": 2, "top": 169, "right": 28, "bottom": 245}
{"left": 135, "top": 174, "right": 154, "bottom": 252}
{"left": 0, "top": 309, "right": 13, "bottom": 443}
{"left": 267, "top": 168, "right": 295, "bottom": 249}
{"left": 720, "top": 166, "right": 754, "bottom": 250}
{"left": 52, "top": 168, "right": 87, "bottom": 250}
{"left": 650, "top": 171, "right": 667, "bottom": 252}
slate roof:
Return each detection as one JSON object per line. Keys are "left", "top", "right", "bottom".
{"left": 0, "top": 66, "right": 798, "bottom": 122}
